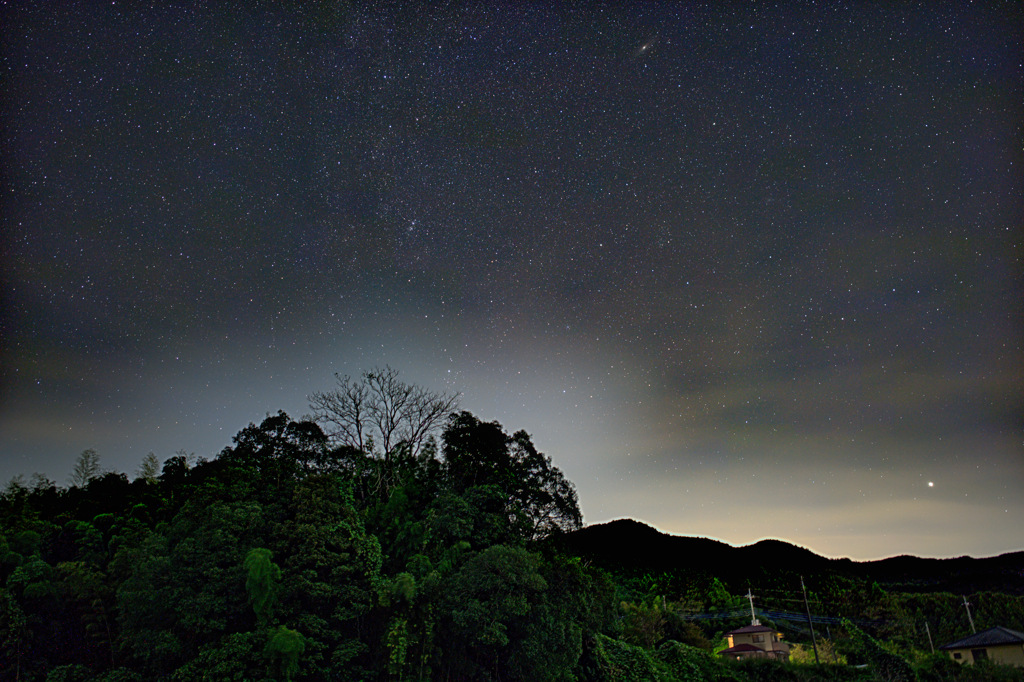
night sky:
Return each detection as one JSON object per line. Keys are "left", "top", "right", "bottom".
{"left": 2, "top": 2, "right": 1021, "bottom": 560}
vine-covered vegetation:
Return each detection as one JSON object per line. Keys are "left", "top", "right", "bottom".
{"left": 1, "top": 371, "right": 1021, "bottom": 681}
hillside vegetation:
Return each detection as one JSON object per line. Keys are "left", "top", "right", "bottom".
{"left": 2, "top": 373, "right": 1021, "bottom": 681}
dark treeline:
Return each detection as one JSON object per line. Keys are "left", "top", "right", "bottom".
{"left": 557, "top": 519, "right": 1024, "bottom": 652}
{"left": 1, "top": 370, "right": 1021, "bottom": 681}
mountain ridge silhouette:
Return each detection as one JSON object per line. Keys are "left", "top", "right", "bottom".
{"left": 553, "top": 518, "right": 1024, "bottom": 595}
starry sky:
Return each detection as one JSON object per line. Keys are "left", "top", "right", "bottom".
{"left": 2, "top": 2, "right": 1021, "bottom": 561}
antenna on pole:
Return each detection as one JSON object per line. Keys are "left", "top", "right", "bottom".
{"left": 745, "top": 588, "right": 759, "bottom": 626}
{"left": 962, "top": 595, "right": 976, "bottom": 634}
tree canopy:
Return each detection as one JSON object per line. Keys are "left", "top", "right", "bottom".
{"left": 0, "top": 373, "right": 1020, "bottom": 682}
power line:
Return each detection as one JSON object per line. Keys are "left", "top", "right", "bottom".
{"left": 676, "top": 606, "right": 883, "bottom": 628}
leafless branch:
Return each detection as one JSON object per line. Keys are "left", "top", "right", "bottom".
{"left": 309, "top": 365, "right": 459, "bottom": 459}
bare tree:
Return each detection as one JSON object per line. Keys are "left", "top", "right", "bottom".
{"left": 309, "top": 373, "right": 372, "bottom": 453}
{"left": 135, "top": 452, "right": 161, "bottom": 483}
{"left": 69, "top": 448, "right": 102, "bottom": 487}
{"left": 309, "top": 366, "right": 459, "bottom": 459}
{"left": 29, "top": 473, "right": 55, "bottom": 493}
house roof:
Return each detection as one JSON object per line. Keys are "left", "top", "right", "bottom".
{"left": 939, "top": 626, "right": 1024, "bottom": 650}
{"left": 719, "top": 643, "right": 766, "bottom": 655}
{"left": 726, "top": 624, "right": 777, "bottom": 635}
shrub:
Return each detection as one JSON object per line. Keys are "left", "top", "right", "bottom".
{"left": 591, "top": 632, "right": 673, "bottom": 682}
{"left": 656, "top": 640, "right": 726, "bottom": 682}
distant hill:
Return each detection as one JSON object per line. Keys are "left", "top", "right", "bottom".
{"left": 553, "top": 519, "right": 1024, "bottom": 596}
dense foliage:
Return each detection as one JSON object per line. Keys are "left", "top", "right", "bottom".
{"left": 1, "top": 381, "right": 1021, "bottom": 680}
{"left": 0, "top": 407, "right": 597, "bottom": 682}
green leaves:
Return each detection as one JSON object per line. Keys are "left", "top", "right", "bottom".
{"left": 441, "top": 413, "right": 583, "bottom": 542}
{"left": 843, "top": 619, "right": 915, "bottom": 682}
{"left": 620, "top": 598, "right": 668, "bottom": 650}
{"left": 0, "top": 401, "right": 665, "bottom": 681}
{"left": 244, "top": 548, "right": 281, "bottom": 626}
{"left": 7, "top": 556, "right": 55, "bottom": 600}
{"left": 590, "top": 633, "right": 670, "bottom": 682}
{"left": 265, "top": 626, "right": 306, "bottom": 681}
{"left": 448, "top": 545, "right": 546, "bottom": 637}
{"left": 437, "top": 545, "right": 596, "bottom": 681}
{"left": 168, "top": 631, "right": 267, "bottom": 682}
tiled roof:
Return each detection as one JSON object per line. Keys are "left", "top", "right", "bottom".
{"left": 719, "top": 643, "right": 766, "bottom": 654}
{"left": 939, "top": 626, "right": 1024, "bottom": 650}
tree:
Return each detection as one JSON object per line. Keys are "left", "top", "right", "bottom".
{"left": 0, "top": 590, "right": 30, "bottom": 681}
{"left": 57, "top": 560, "right": 118, "bottom": 669}
{"left": 791, "top": 639, "right": 845, "bottom": 665}
{"left": 275, "top": 473, "right": 381, "bottom": 679}
{"left": 442, "top": 412, "right": 583, "bottom": 540}
{"left": 134, "top": 453, "right": 161, "bottom": 483}
{"left": 69, "top": 449, "right": 101, "bottom": 488}
{"left": 243, "top": 548, "right": 281, "bottom": 627}
{"left": 116, "top": 499, "right": 272, "bottom": 674}
{"left": 442, "top": 413, "right": 513, "bottom": 494}
{"left": 620, "top": 598, "right": 667, "bottom": 649}
{"left": 309, "top": 366, "right": 459, "bottom": 460}
{"left": 508, "top": 430, "right": 583, "bottom": 539}
{"left": 265, "top": 626, "right": 306, "bottom": 681}
{"left": 844, "top": 619, "right": 915, "bottom": 682}
{"left": 442, "top": 545, "right": 548, "bottom": 679}
{"left": 218, "top": 411, "right": 330, "bottom": 488}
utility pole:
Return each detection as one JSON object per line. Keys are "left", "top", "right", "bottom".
{"left": 925, "top": 622, "right": 935, "bottom": 654}
{"left": 962, "top": 595, "right": 976, "bottom": 634}
{"left": 745, "top": 588, "right": 759, "bottom": 626}
{"left": 801, "top": 576, "right": 820, "bottom": 665}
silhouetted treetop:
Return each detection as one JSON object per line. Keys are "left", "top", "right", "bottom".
{"left": 309, "top": 365, "right": 459, "bottom": 459}
{"left": 442, "top": 411, "right": 582, "bottom": 539}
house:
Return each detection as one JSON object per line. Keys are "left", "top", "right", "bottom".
{"left": 718, "top": 622, "right": 791, "bottom": 661}
{"left": 939, "top": 626, "right": 1024, "bottom": 667}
